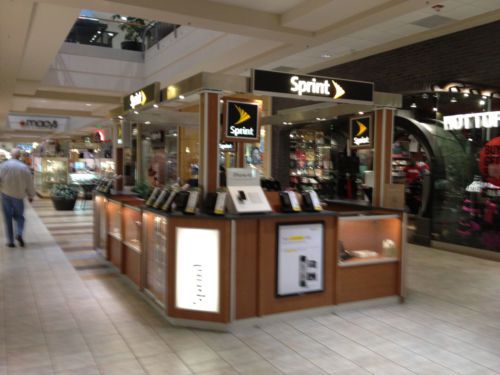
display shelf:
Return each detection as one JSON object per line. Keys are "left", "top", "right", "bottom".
{"left": 123, "top": 206, "right": 142, "bottom": 251}
{"left": 34, "top": 157, "right": 69, "bottom": 197}
{"left": 338, "top": 256, "right": 399, "bottom": 267}
{"left": 143, "top": 212, "right": 168, "bottom": 306}
{"left": 123, "top": 240, "right": 141, "bottom": 254}
{"left": 107, "top": 201, "right": 122, "bottom": 239}
{"left": 108, "top": 231, "right": 121, "bottom": 241}
{"left": 337, "top": 214, "right": 402, "bottom": 264}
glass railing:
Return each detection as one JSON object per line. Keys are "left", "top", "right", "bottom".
{"left": 65, "top": 16, "right": 178, "bottom": 52}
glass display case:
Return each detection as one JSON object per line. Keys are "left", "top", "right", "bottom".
{"left": 93, "top": 194, "right": 108, "bottom": 256}
{"left": 107, "top": 200, "right": 122, "bottom": 239}
{"left": 337, "top": 213, "right": 402, "bottom": 267}
{"left": 34, "top": 157, "right": 69, "bottom": 197}
{"left": 143, "top": 212, "right": 168, "bottom": 306}
{"left": 123, "top": 205, "right": 142, "bottom": 252}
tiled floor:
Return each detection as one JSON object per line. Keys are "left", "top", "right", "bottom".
{"left": 1, "top": 202, "right": 500, "bottom": 374}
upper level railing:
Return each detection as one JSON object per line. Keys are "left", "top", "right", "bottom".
{"left": 65, "top": 16, "right": 178, "bottom": 52}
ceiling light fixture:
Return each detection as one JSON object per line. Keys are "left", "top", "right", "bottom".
{"left": 463, "top": 92, "right": 469, "bottom": 98}
{"left": 320, "top": 53, "right": 331, "bottom": 59}
{"left": 410, "top": 102, "right": 417, "bottom": 108}
{"left": 144, "top": 121, "right": 151, "bottom": 125}
{"left": 432, "top": 107, "right": 438, "bottom": 112}
{"left": 118, "top": 115, "right": 123, "bottom": 120}
{"left": 358, "top": 111, "right": 364, "bottom": 115}
{"left": 179, "top": 95, "right": 185, "bottom": 100}
{"left": 120, "top": 16, "right": 127, "bottom": 21}
{"left": 219, "top": 99, "right": 224, "bottom": 104}
{"left": 85, "top": 103, "right": 92, "bottom": 106}
{"left": 479, "top": 99, "right": 486, "bottom": 106}
{"left": 133, "top": 110, "right": 139, "bottom": 114}
{"left": 153, "top": 104, "right": 159, "bottom": 108}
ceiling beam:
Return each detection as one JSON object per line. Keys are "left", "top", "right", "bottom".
{"left": 35, "top": 0, "right": 312, "bottom": 43}
{"left": 24, "top": 107, "right": 102, "bottom": 118}
{"left": 15, "top": 90, "right": 122, "bottom": 105}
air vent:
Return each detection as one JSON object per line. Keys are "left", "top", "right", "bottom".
{"left": 411, "top": 15, "right": 455, "bottom": 28}
{"left": 273, "top": 66, "right": 297, "bottom": 73}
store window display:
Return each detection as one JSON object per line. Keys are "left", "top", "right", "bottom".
{"left": 288, "top": 123, "right": 373, "bottom": 202}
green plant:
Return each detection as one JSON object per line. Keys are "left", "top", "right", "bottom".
{"left": 112, "top": 15, "right": 147, "bottom": 43}
{"left": 131, "top": 181, "right": 151, "bottom": 199}
{"left": 51, "top": 184, "right": 78, "bottom": 199}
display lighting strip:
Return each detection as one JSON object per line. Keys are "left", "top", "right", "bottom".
{"left": 432, "top": 82, "right": 500, "bottom": 99}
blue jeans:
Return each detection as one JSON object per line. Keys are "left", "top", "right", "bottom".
{"left": 2, "top": 193, "right": 25, "bottom": 244}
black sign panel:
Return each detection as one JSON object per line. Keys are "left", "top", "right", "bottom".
{"left": 123, "top": 82, "right": 159, "bottom": 112}
{"left": 349, "top": 115, "right": 372, "bottom": 149}
{"left": 224, "top": 100, "right": 261, "bottom": 142}
{"left": 252, "top": 69, "right": 373, "bottom": 104}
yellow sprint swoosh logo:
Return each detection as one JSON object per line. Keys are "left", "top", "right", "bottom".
{"left": 234, "top": 105, "right": 251, "bottom": 125}
{"left": 331, "top": 80, "right": 346, "bottom": 99}
{"left": 356, "top": 120, "right": 367, "bottom": 136}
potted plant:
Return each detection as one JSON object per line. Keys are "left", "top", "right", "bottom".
{"left": 51, "top": 184, "right": 78, "bottom": 210}
{"left": 112, "top": 15, "right": 147, "bottom": 51}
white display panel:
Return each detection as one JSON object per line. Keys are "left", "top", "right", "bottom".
{"left": 175, "top": 228, "right": 220, "bottom": 313}
{"left": 277, "top": 223, "right": 324, "bottom": 297}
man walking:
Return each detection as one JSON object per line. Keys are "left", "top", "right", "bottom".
{"left": 0, "top": 148, "right": 35, "bottom": 247}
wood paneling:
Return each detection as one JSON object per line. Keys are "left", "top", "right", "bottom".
{"left": 167, "top": 217, "right": 231, "bottom": 323}
{"left": 384, "top": 109, "right": 394, "bottom": 185}
{"left": 123, "top": 246, "right": 141, "bottom": 286}
{"left": 264, "top": 191, "right": 280, "bottom": 212}
{"left": 373, "top": 109, "right": 384, "bottom": 206}
{"left": 257, "top": 216, "right": 335, "bottom": 316}
{"left": 336, "top": 262, "right": 399, "bottom": 303}
{"left": 235, "top": 219, "right": 258, "bottom": 319}
{"left": 108, "top": 236, "right": 122, "bottom": 269}
{"left": 199, "top": 92, "right": 220, "bottom": 194}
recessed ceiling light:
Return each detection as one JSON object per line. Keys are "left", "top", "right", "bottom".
{"left": 432, "top": 107, "right": 438, "bottom": 112}
{"left": 144, "top": 121, "right": 151, "bottom": 125}
{"left": 321, "top": 53, "right": 331, "bottom": 59}
{"left": 479, "top": 99, "right": 486, "bottom": 106}
{"left": 120, "top": 16, "right": 127, "bottom": 21}
{"left": 219, "top": 99, "right": 224, "bottom": 104}
{"left": 179, "top": 95, "right": 185, "bottom": 100}
{"left": 358, "top": 111, "right": 364, "bottom": 115}
{"left": 463, "top": 93, "right": 469, "bottom": 98}
{"left": 153, "top": 104, "right": 159, "bottom": 108}
{"left": 85, "top": 103, "right": 92, "bottom": 106}
{"left": 410, "top": 103, "right": 417, "bottom": 108}
{"left": 118, "top": 115, "right": 123, "bottom": 119}
{"left": 133, "top": 110, "right": 139, "bottom": 114}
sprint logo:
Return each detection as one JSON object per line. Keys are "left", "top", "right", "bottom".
{"left": 290, "top": 76, "right": 346, "bottom": 100}
{"left": 353, "top": 119, "right": 370, "bottom": 146}
{"left": 129, "top": 90, "right": 147, "bottom": 109}
{"left": 228, "top": 102, "right": 257, "bottom": 138}
{"left": 234, "top": 105, "right": 250, "bottom": 125}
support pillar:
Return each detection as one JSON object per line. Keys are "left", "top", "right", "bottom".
{"left": 199, "top": 92, "right": 220, "bottom": 195}
{"left": 372, "top": 108, "right": 395, "bottom": 207}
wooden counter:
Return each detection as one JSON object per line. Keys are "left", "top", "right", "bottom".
{"left": 94, "top": 191, "right": 406, "bottom": 328}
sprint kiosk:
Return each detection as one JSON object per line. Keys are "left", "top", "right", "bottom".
{"left": 94, "top": 70, "right": 406, "bottom": 330}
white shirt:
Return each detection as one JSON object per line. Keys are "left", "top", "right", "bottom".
{"left": 0, "top": 159, "right": 36, "bottom": 199}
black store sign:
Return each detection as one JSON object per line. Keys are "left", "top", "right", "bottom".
{"left": 123, "top": 82, "right": 159, "bottom": 112}
{"left": 224, "top": 100, "right": 261, "bottom": 142}
{"left": 349, "top": 115, "right": 372, "bottom": 149}
{"left": 252, "top": 69, "right": 374, "bottom": 104}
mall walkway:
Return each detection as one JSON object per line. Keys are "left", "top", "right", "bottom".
{"left": 1, "top": 202, "right": 500, "bottom": 375}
